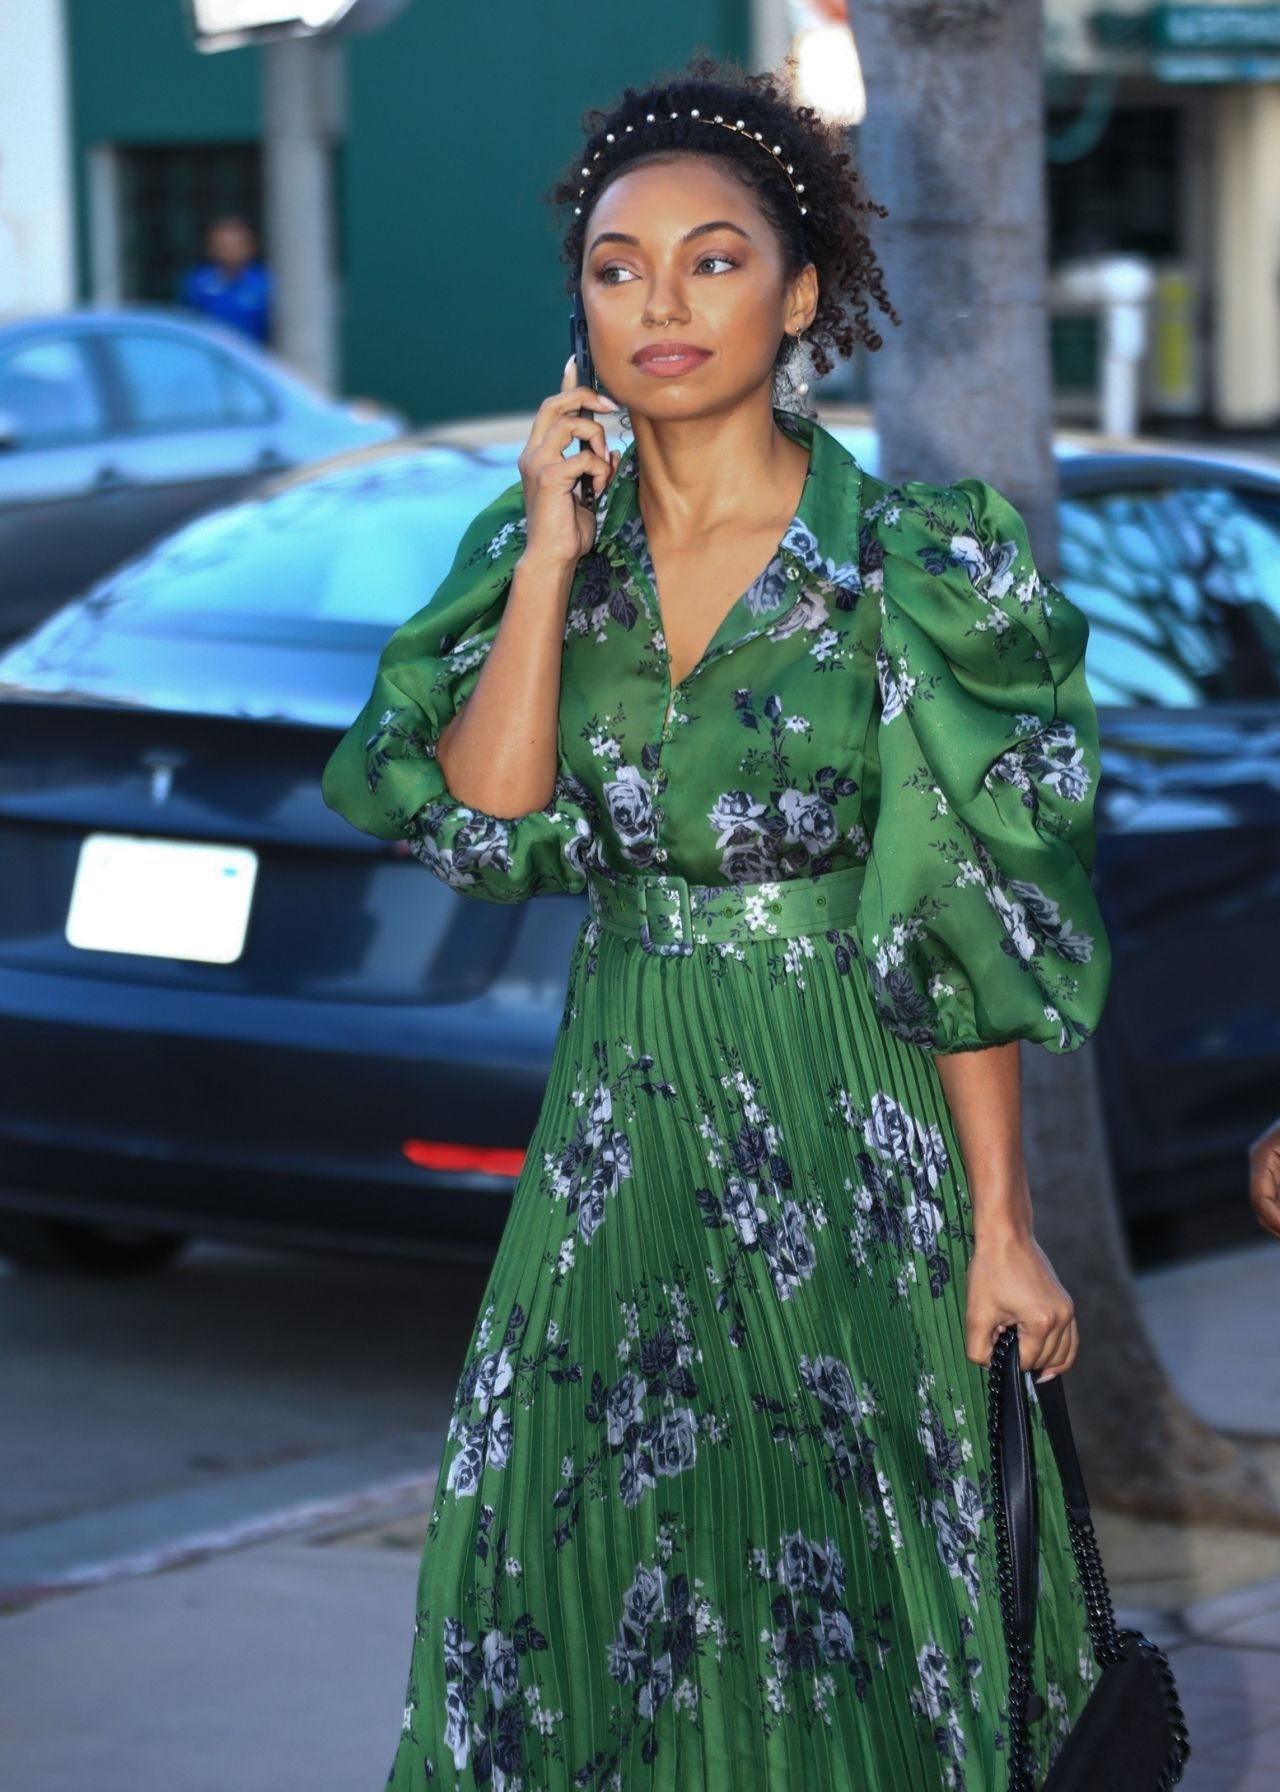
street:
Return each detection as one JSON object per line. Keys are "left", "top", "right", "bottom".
{"left": 4, "top": 1230, "right": 1280, "bottom": 1787}
{"left": 0, "top": 1242, "right": 489, "bottom": 1595}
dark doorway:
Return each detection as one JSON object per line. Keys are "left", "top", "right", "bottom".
{"left": 115, "top": 143, "right": 263, "bottom": 306}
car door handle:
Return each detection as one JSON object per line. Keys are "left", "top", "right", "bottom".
{"left": 254, "top": 448, "right": 286, "bottom": 470}
{"left": 93, "top": 465, "right": 130, "bottom": 490}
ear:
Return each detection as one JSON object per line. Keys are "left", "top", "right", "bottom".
{"left": 783, "top": 261, "right": 819, "bottom": 336}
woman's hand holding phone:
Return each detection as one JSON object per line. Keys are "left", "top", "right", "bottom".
{"left": 434, "top": 361, "right": 620, "bottom": 817}
{"left": 517, "top": 356, "right": 621, "bottom": 568}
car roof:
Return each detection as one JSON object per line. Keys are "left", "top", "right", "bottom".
{"left": 250, "top": 401, "right": 1280, "bottom": 500}
{"left": 4, "top": 400, "right": 1278, "bottom": 730}
{"left": 0, "top": 302, "right": 307, "bottom": 371}
{"left": 0, "top": 304, "right": 339, "bottom": 408}
{"left": 408, "top": 400, "right": 1280, "bottom": 461}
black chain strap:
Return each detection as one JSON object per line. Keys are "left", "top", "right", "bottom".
{"left": 1062, "top": 1504, "right": 1127, "bottom": 1666}
{"left": 985, "top": 1326, "right": 1191, "bottom": 1790}
{"left": 986, "top": 1325, "right": 1038, "bottom": 1791}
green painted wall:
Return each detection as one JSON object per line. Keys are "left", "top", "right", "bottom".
{"left": 340, "top": 2, "right": 748, "bottom": 420}
{"left": 66, "top": 0, "right": 260, "bottom": 298}
{"left": 64, "top": 0, "right": 749, "bottom": 424}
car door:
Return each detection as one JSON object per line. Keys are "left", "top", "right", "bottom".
{"left": 0, "top": 331, "right": 141, "bottom": 641}
{"left": 1059, "top": 471, "right": 1280, "bottom": 1213}
{"left": 95, "top": 326, "right": 289, "bottom": 547}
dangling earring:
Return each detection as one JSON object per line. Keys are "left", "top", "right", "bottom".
{"left": 790, "top": 328, "right": 813, "bottom": 397}
{"left": 774, "top": 327, "right": 819, "bottom": 417}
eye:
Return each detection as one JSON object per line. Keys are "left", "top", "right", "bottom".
{"left": 696, "top": 254, "right": 739, "bottom": 274}
{"left": 594, "top": 263, "right": 637, "bottom": 285}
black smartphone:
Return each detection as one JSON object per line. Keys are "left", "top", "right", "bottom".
{"left": 568, "top": 286, "right": 598, "bottom": 507}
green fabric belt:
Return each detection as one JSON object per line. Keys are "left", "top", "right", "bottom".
{"left": 585, "top": 862, "right": 868, "bottom": 957}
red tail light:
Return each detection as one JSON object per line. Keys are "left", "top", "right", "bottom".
{"left": 402, "top": 1139, "right": 526, "bottom": 1178}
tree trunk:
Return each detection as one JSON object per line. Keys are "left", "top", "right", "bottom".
{"left": 852, "top": 0, "right": 1279, "bottom": 1529}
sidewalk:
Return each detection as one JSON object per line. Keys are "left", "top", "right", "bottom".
{"left": 2, "top": 1240, "right": 1279, "bottom": 1791}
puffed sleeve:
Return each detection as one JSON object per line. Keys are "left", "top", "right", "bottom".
{"left": 320, "top": 479, "right": 599, "bottom": 902}
{"left": 855, "top": 474, "right": 1111, "bottom": 1053}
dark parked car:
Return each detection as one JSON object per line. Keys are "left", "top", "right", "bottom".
{"left": 0, "top": 306, "right": 404, "bottom": 644}
{"left": 0, "top": 413, "right": 1275, "bottom": 1274}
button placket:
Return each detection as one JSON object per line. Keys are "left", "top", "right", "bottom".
{"left": 610, "top": 534, "right": 812, "bottom": 881}
{"left": 684, "top": 550, "right": 811, "bottom": 682}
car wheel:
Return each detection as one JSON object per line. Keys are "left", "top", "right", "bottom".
{"left": 0, "top": 1214, "right": 191, "bottom": 1275}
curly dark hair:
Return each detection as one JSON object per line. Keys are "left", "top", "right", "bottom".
{"left": 544, "top": 50, "right": 900, "bottom": 384}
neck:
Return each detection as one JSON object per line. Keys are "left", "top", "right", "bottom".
{"left": 628, "top": 395, "right": 808, "bottom": 545}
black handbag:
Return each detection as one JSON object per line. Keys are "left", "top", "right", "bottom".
{"left": 985, "top": 1325, "right": 1192, "bottom": 1789}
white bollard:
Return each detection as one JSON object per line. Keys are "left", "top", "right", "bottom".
{"left": 1050, "top": 254, "right": 1157, "bottom": 439}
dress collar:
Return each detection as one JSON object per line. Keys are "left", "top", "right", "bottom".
{"left": 590, "top": 406, "right": 865, "bottom": 663}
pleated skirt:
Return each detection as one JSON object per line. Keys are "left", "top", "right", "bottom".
{"left": 383, "top": 913, "right": 1100, "bottom": 1791}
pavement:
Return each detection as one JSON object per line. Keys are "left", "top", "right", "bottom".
{"left": 3, "top": 1238, "right": 1280, "bottom": 1791}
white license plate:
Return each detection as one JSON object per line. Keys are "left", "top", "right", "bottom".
{"left": 66, "top": 833, "right": 259, "bottom": 965}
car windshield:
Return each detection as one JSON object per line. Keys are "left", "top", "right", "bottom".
{"left": 84, "top": 447, "right": 522, "bottom": 643}
{"left": 74, "top": 444, "right": 1280, "bottom": 704}
{"left": 1059, "top": 482, "right": 1280, "bottom": 705}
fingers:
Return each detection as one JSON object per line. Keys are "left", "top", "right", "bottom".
{"left": 526, "top": 409, "right": 610, "bottom": 459}
{"left": 1025, "top": 1301, "right": 1077, "bottom": 1381}
{"left": 966, "top": 1232, "right": 1078, "bottom": 1383}
{"left": 969, "top": 1308, "right": 1077, "bottom": 1381}
{"left": 1033, "top": 1316, "right": 1068, "bottom": 1379}
{"left": 547, "top": 447, "right": 615, "bottom": 491}
{"left": 1248, "top": 1131, "right": 1280, "bottom": 1238}
{"left": 556, "top": 413, "right": 615, "bottom": 460}
{"left": 1034, "top": 1314, "right": 1078, "bottom": 1384}
{"left": 550, "top": 357, "right": 618, "bottom": 418}
{"left": 965, "top": 1316, "right": 1011, "bottom": 1369}
{"left": 522, "top": 371, "right": 620, "bottom": 479}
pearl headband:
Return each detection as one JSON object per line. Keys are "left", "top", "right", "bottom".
{"left": 573, "top": 109, "right": 808, "bottom": 218}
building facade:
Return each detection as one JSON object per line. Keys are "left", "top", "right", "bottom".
{"left": 55, "top": 0, "right": 749, "bottom": 425}
{"left": 0, "top": 0, "right": 75, "bottom": 318}
{"left": 1046, "top": 0, "right": 1280, "bottom": 426}
{"left": 4, "top": 0, "right": 1277, "bottom": 429}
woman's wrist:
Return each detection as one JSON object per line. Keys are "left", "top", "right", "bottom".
{"left": 515, "top": 543, "right": 582, "bottom": 590}
{"left": 969, "top": 1171, "right": 1035, "bottom": 1246}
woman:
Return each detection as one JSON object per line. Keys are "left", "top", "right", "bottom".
{"left": 323, "top": 55, "right": 1111, "bottom": 1792}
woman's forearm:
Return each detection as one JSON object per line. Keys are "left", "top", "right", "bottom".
{"left": 934, "top": 1041, "right": 1035, "bottom": 1242}
{"left": 434, "top": 547, "right": 578, "bottom": 819}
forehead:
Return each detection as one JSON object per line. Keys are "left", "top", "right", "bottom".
{"left": 587, "top": 153, "right": 766, "bottom": 233}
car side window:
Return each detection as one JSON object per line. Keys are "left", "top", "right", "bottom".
{"left": 219, "top": 360, "right": 273, "bottom": 424}
{"left": 109, "top": 332, "right": 243, "bottom": 431}
{"left": 0, "top": 337, "right": 107, "bottom": 448}
{"left": 1058, "top": 483, "right": 1280, "bottom": 705}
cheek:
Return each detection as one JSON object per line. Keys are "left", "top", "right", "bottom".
{"left": 586, "top": 283, "right": 643, "bottom": 332}
{"left": 709, "top": 288, "right": 786, "bottom": 360}
{"left": 589, "top": 309, "right": 638, "bottom": 375}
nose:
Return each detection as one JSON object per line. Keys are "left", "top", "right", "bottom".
{"left": 642, "top": 275, "right": 690, "bottom": 329}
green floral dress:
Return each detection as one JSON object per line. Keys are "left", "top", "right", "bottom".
{"left": 321, "top": 408, "right": 1112, "bottom": 1791}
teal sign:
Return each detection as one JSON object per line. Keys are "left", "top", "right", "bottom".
{"left": 1151, "top": 5, "right": 1280, "bottom": 49}
{"left": 1152, "top": 48, "right": 1280, "bottom": 75}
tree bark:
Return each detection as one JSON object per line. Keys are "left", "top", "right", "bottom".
{"left": 853, "top": 0, "right": 1280, "bottom": 1529}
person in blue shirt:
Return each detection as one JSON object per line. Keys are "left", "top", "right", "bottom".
{"left": 179, "top": 215, "right": 272, "bottom": 345}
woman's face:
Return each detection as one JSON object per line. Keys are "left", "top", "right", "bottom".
{"left": 579, "top": 154, "right": 816, "bottom": 419}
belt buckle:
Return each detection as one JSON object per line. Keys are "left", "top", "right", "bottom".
{"left": 638, "top": 873, "right": 694, "bottom": 955}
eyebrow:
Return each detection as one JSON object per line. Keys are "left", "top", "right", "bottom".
{"left": 585, "top": 219, "right": 754, "bottom": 255}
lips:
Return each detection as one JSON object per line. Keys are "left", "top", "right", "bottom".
{"left": 632, "top": 342, "right": 713, "bottom": 377}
